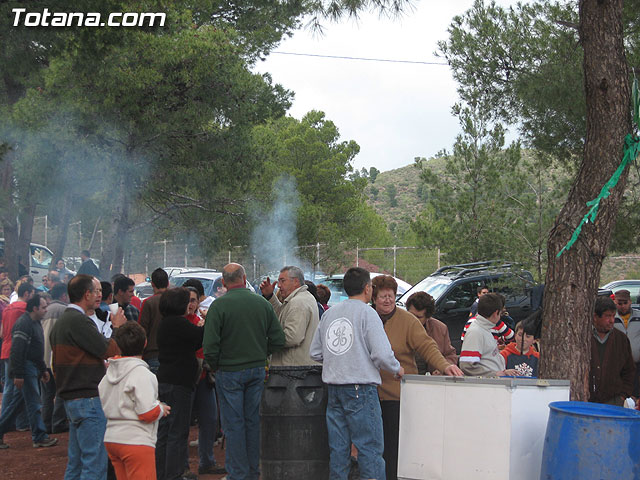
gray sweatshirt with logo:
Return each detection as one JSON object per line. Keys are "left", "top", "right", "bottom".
{"left": 310, "top": 298, "right": 401, "bottom": 385}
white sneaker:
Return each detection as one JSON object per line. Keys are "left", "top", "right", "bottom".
{"left": 189, "top": 438, "right": 199, "bottom": 447}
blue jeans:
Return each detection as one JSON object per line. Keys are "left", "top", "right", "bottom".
{"left": 193, "top": 377, "right": 219, "bottom": 469}
{"left": 64, "top": 396, "right": 108, "bottom": 480}
{"left": 0, "top": 361, "right": 48, "bottom": 443}
{"left": 326, "top": 384, "right": 386, "bottom": 480}
{"left": 1, "top": 361, "right": 28, "bottom": 430}
{"left": 145, "top": 357, "right": 160, "bottom": 376}
{"left": 216, "top": 367, "right": 265, "bottom": 480}
{"left": 156, "top": 383, "right": 193, "bottom": 480}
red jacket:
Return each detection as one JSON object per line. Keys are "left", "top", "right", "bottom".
{"left": 1, "top": 301, "right": 27, "bottom": 359}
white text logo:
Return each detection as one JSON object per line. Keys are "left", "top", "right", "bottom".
{"left": 12, "top": 8, "right": 166, "bottom": 27}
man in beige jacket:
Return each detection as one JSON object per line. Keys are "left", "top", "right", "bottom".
{"left": 260, "top": 266, "right": 319, "bottom": 366}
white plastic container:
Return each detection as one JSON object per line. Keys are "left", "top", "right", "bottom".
{"left": 398, "top": 375, "right": 570, "bottom": 480}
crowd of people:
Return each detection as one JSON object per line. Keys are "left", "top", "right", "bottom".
{"left": 0, "top": 254, "right": 638, "bottom": 480}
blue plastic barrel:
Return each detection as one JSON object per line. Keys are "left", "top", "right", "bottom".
{"left": 540, "top": 401, "right": 640, "bottom": 480}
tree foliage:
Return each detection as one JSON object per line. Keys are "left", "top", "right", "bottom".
{"left": 412, "top": 98, "right": 567, "bottom": 281}
{"left": 252, "top": 110, "right": 392, "bottom": 271}
{"left": 0, "top": 0, "right": 411, "bottom": 278}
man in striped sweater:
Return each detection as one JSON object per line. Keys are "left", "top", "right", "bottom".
{"left": 50, "top": 275, "right": 126, "bottom": 479}
{"left": 459, "top": 293, "right": 518, "bottom": 377}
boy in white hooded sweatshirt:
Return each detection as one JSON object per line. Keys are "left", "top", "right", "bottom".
{"left": 99, "top": 321, "right": 170, "bottom": 480}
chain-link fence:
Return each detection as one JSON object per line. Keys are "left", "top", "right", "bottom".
{"left": 120, "top": 241, "right": 441, "bottom": 285}
{"left": 22, "top": 218, "right": 444, "bottom": 285}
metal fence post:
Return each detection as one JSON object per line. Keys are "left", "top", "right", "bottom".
{"left": 393, "top": 245, "right": 397, "bottom": 277}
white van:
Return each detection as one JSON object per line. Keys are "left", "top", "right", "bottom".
{"left": 0, "top": 238, "right": 55, "bottom": 287}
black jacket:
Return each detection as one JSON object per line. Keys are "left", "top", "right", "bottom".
{"left": 157, "top": 314, "right": 203, "bottom": 390}
{"left": 9, "top": 312, "right": 46, "bottom": 378}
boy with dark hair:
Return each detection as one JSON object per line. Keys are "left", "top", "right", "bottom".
{"left": 113, "top": 276, "right": 139, "bottom": 323}
{"left": 406, "top": 291, "right": 458, "bottom": 373}
{"left": 139, "top": 269, "right": 169, "bottom": 374}
{"left": 469, "top": 285, "right": 489, "bottom": 317}
{"left": 500, "top": 320, "right": 540, "bottom": 377}
{"left": 99, "top": 321, "right": 170, "bottom": 479}
{"left": 310, "top": 267, "right": 403, "bottom": 479}
{"left": 460, "top": 293, "right": 518, "bottom": 377}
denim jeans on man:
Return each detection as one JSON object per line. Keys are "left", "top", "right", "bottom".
{"left": 64, "top": 395, "right": 108, "bottom": 480}
{"left": 156, "top": 382, "right": 193, "bottom": 480}
{"left": 0, "top": 360, "right": 49, "bottom": 443}
{"left": 326, "top": 384, "right": 386, "bottom": 480}
{"left": 193, "top": 377, "right": 220, "bottom": 470}
{"left": 1, "top": 360, "right": 29, "bottom": 430}
{"left": 41, "top": 368, "right": 67, "bottom": 433}
{"left": 216, "top": 366, "right": 265, "bottom": 480}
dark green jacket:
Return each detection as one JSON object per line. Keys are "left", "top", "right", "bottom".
{"left": 203, "top": 287, "right": 284, "bottom": 372}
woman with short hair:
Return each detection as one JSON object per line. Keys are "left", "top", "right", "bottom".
{"left": 371, "top": 275, "right": 464, "bottom": 480}
{"left": 155, "top": 287, "right": 204, "bottom": 480}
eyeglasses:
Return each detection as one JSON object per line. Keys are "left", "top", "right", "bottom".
{"left": 376, "top": 294, "right": 395, "bottom": 301}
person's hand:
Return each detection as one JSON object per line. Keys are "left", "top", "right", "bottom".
{"left": 260, "top": 277, "right": 276, "bottom": 298}
{"left": 111, "top": 308, "right": 127, "bottom": 328}
{"left": 443, "top": 364, "right": 464, "bottom": 377}
{"left": 197, "top": 318, "right": 205, "bottom": 327}
{"left": 431, "top": 369, "right": 441, "bottom": 376}
{"left": 161, "top": 402, "right": 171, "bottom": 417}
{"left": 394, "top": 366, "right": 405, "bottom": 379}
{"left": 13, "top": 378, "right": 24, "bottom": 389}
{"left": 41, "top": 371, "right": 50, "bottom": 383}
{"left": 497, "top": 369, "right": 518, "bottom": 376}
{"left": 198, "top": 307, "right": 208, "bottom": 318}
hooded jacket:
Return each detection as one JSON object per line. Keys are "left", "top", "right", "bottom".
{"left": 98, "top": 356, "right": 164, "bottom": 447}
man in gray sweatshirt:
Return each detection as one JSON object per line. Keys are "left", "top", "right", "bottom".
{"left": 310, "top": 267, "right": 404, "bottom": 480}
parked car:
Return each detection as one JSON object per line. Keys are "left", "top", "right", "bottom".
{"left": 134, "top": 281, "right": 155, "bottom": 300}
{"left": 134, "top": 267, "right": 208, "bottom": 300}
{"left": 0, "top": 238, "right": 55, "bottom": 287}
{"left": 600, "top": 279, "right": 640, "bottom": 309}
{"left": 323, "top": 273, "right": 412, "bottom": 307}
{"left": 170, "top": 269, "right": 255, "bottom": 296}
{"left": 396, "top": 261, "right": 536, "bottom": 353}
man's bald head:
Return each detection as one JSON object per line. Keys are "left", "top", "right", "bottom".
{"left": 222, "top": 263, "right": 246, "bottom": 288}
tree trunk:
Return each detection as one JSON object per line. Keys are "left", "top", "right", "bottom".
{"left": 1, "top": 218, "right": 19, "bottom": 281}
{"left": 51, "top": 192, "right": 73, "bottom": 260}
{"left": 0, "top": 148, "right": 19, "bottom": 281}
{"left": 540, "top": 0, "right": 630, "bottom": 400}
{"left": 18, "top": 202, "right": 36, "bottom": 276}
{"left": 102, "top": 169, "right": 131, "bottom": 278}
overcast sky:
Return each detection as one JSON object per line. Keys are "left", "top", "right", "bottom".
{"left": 255, "top": 1, "right": 523, "bottom": 173}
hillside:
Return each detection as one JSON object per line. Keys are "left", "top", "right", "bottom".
{"left": 363, "top": 157, "right": 446, "bottom": 232}
{"left": 363, "top": 157, "right": 640, "bottom": 285}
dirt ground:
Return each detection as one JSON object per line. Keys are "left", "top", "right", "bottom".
{"left": 1, "top": 426, "right": 227, "bottom": 479}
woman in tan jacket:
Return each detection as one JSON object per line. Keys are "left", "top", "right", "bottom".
{"left": 371, "top": 275, "right": 463, "bottom": 480}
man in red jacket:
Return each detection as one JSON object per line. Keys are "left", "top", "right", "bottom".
{"left": 0, "top": 282, "right": 35, "bottom": 432}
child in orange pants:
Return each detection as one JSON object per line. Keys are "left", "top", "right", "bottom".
{"left": 99, "top": 322, "right": 170, "bottom": 480}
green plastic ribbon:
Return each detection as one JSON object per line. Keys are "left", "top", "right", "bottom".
{"left": 556, "top": 77, "right": 640, "bottom": 258}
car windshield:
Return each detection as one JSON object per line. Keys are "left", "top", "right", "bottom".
{"left": 397, "top": 277, "right": 451, "bottom": 306}
{"left": 171, "top": 276, "right": 217, "bottom": 297}
{"left": 324, "top": 277, "right": 347, "bottom": 306}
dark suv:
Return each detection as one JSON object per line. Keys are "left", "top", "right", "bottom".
{"left": 396, "top": 261, "right": 536, "bottom": 352}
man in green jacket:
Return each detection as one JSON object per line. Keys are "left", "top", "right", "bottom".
{"left": 203, "top": 263, "right": 284, "bottom": 480}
